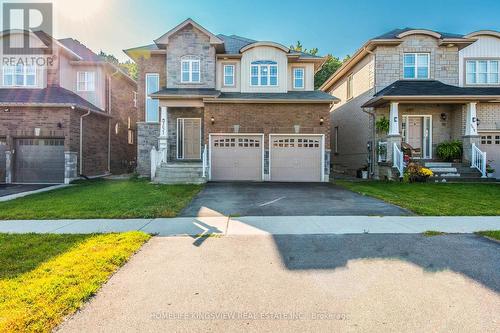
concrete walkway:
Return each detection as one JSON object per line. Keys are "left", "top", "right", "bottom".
{"left": 0, "top": 216, "right": 499, "bottom": 235}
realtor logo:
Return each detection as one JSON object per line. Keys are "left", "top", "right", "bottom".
{"left": 2, "top": 2, "right": 53, "bottom": 54}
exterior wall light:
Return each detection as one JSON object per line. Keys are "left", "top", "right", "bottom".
{"left": 320, "top": 117, "right": 324, "bottom": 126}
{"left": 211, "top": 116, "right": 215, "bottom": 125}
{"left": 440, "top": 113, "right": 447, "bottom": 121}
{"left": 3, "top": 108, "right": 9, "bottom": 112}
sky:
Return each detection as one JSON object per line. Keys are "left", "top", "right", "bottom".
{"left": 14, "top": 0, "right": 500, "bottom": 62}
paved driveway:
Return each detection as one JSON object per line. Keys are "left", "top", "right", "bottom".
{"left": 180, "top": 182, "right": 410, "bottom": 217}
{"left": 0, "top": 184, "right": 52, "bottom": 197}
{"left": 57, "top": 234, "right": 500, "bottom": 332}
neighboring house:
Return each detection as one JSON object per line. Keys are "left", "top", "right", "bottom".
{"left": 0, "top": 30, "right": 137, "bottom": 184}
{"left": 125, "top": 19, "right": 337, "bottom": 183}
{"left": 320, "top": 28, "right": 500, "bottom": 180}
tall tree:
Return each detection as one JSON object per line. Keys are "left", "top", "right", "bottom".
{"left": 99, "top": 51, "right": 138, "bottom": 80}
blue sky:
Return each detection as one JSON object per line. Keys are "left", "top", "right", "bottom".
{"left": 50, "top": 0, "right": 500, "bottom": 62}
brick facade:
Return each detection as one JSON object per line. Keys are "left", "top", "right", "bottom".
{"left": 136, "top": 54, "right": 167, "bottom": 122}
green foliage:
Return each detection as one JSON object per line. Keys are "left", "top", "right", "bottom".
{"left": 375, "top": 117, "right": 390, "bottom": 134}
{"left": 476, "top": 230, "right": 500, "bottom": 240}
{"left": 422, "top": 231, "right": 446, "bottom": 237}
{"left": 99, "top": 51, "right": 138, "bottom": 80}
{"left": 289, "top": 40, "right": 318, "bottom": 56}
{"left": 436, "top": 140, "right": 463, "bottom": 162}
{"left": 315, "top": 54, "right": 344, "bottom": 89}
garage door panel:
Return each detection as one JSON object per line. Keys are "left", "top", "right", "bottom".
{"left": 271, "top": 136, "right": 322, "bottom": 182}
{"left": 480, "top": 133, "right": 500, "bottom": 179}
{"left": 0, "top": 138, "right": 6, "bottom": 183}
{"left": 211, "top": 135, "right": 262, "bottom": 181}
{"left": 15, "top": 138, "right": 65, "bottom": 183}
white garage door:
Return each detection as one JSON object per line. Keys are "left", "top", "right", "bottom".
{"left": 210, "top": 135, "right": 263, "bottom": 181}
{"left": 270, "top": 135, "right": 323, "bottom": 182}
{"left": 480, "top": 133, "right": 500, "bottom": 179}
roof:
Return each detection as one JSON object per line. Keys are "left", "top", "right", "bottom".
{"left": 58, "top": 38, "right": 104, "bottom": 62}
{"left": 154, "top": 18, "right": 224, "bottom": 46}
{"left": 0, "top": 86, "right": 106, "bottom": 113}
{"left": 217, "top": 34, "right": 256, "bottom": 54}
{"left": 362, "top": 80, "right": 500, "bottom": 107}
{"left": 151, "top": 88, "right": 221, "bottom": 98}
{"left": 211, "top": 91, "right": 338, "bottom": 103}
{"left": 373, "top": 28, "right": 464, "bottom": 40}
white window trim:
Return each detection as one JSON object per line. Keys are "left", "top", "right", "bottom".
{"left": 223, "top": 64, "right": 235, "bottom": 87}
{"left": 293, "top": 67, "right": 305, "bottom": 89}
{"left": 77, "top": 71, "right": 96, "bottom": 92}
{"left": 181, "top": 59, "right": 201, "bottom": 83}
{"left": 250, "top": 63, "right": 278, "bottom": 87}
{"left": 403, "top": 53, "right": 430, "bottom": 79}
{"left": 465, "top": 59, "right": 500, "bottom": 85}
{"left": 2, "top": 65, "right": 37, "bottom": 87}
{"left": 346, "top": 74, "right": 354, "bottom": 100}
{"left": 145, "top": 73, "right": 160, "bottom": 123}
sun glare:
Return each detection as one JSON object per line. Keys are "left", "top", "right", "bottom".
{"left": 53, "top": 0, "right": 111, "bottom": 22}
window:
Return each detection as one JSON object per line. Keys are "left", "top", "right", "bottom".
{"left": 3, "top": 64, "right": 37, "bottom": 87}
{"left": 466, "top": 60, "right": 499, "bottom": 85}
{"left": 181, "top": 57, "right": 201, "bottom": 83}
{"left": 133, "top": 91, "right": 137, "bottom": 107}
{"left": 223, "top": 64, "right": 235, "bottom": 86}
{"left": 250, "top": 61, "right": 278, "bottom": 86}
{"left": 293, "top": 68, "right": 304, "bottom": 89}
{"left": 77, "top": 71, "right": 95, "bottom": 91}
{"left": 347, "top": 74, "right": 353, "bottom": 99}
{"left": 145, "top": 73, "right": 159, "bottom": 122}
{"left": 403, "top": 53, "right": 429, "bottom": 79}
{"left": 128, "top": 129, "right": 134, "bottom": 144}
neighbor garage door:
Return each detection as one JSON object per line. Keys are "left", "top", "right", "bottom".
{"left": 0, "top": 138, "right": 6, "bottom": 183}
{"left": 270, "top": 135, "right": 323, "bottom": 182}
{"left": 480, "top": 133, "right": 500, "bottom": 179}
{"left": 14, "top": 138, "right": 65, "bottom": 183}
{"left": 211, "top": 135, "right": 263, "bottom": 181}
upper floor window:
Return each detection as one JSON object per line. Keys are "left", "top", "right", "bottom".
{"left": 466, "top": 60, "right": 499, "bottom": 85}
{"left": 403, "top": 53, "right": 429, "bottom": 79}
{"left": 3, "top": 64, "right": 37, "bottom": 87}
{"left": 77, "top": 71, "right": 95, "bottom": 91}
{"left": 347, "top": 74, "right": 353, "bottom": 100}
{"left": 293, "top": 68, "right": 305, "bottom": 89}
{"left": 145, "top": 73, "right": 160, "bottom": 122}
{"left": 223, "top": 64, "right": 235, "bottom": 86}
{"left": 181, "top": 56, "right": 200, "bottom": 83}
{"left": 251, "top": 61, "right": 278, "bottom": 86}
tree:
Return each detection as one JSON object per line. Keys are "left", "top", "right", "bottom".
{"left": 314, "top": 54, "right": 343, "bottom": 89}
{"left": 290, "top": 41, "right": 318, "bottom": 56}
{"left": 99, "top": 51, "right": 138, "bottom": 80}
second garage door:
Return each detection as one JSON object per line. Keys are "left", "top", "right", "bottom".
{"left": 270, "top": 135, "right": 323, "bottom": 182}
{"left": 211, "top": 135, "right": 263, "bottom": 181}
{"left": 14, "top": 138, "right": 65, "bottom": 183}
{"left": 480, "top": 133, "right": 500, "bottom": 179}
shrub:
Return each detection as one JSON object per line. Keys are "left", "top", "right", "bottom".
{"left": 404, "top": 162, "right": 433, "bottom": 183}
{"left": 375, "top": 117, "right": 390, "bottom": 134}
{"left": 436, "top": 140, "right": 462, "bottom": 162}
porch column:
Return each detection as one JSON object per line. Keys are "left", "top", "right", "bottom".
{"left": 159, "top": 106, "right": 168, "bottom": 163}
{"left": 386, "top": 102, "right": 401, "bottom": 163}
{"left": 5, "top": 150, "right": 12, "bottom": 184}
{"left": 463, "top": 102, "right": 480, "bottom": 163}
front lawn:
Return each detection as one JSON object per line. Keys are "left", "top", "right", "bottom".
{"left": 0, "top": 179, "right": 202, "bottom": 220}
{"left": 0, "top": 232, "right": 150, "bottom": 332}
{"left": 337, "top": 181, "right": 500, "bottom": 216}
{"left": 476, "top": 230, "right": 500, "bottom": 241}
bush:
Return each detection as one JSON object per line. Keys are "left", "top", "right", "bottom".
{"left": 375, "top": 117, "right": 390, "bottom": 134}
{"left": 436, "top": 140, "right": 463, "bottom": 162}
{"left": 404, "top": 162, "right": 433, "bottom": 183}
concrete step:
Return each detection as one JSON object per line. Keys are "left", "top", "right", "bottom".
{"left": 157, "top": 169, "right": 202, "bottom": 176}
{"left": 434, "top": 177, "right": 497, "bottom": 183}
{"left": 428, "top": 167, "right": 458, "bottom": 173}
{"left": 153, "top": 177, "right": 206, "bottom": 185}
{"left": 425, "top": 162, "right": 452, "bottom": 168}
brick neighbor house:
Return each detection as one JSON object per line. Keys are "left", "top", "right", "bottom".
{"left": 0, "top": 30, "right": 137, "bottom": 184}
{"left": 124, "top": 18, "right": 338, "bottom": 184}
{"left": 321, "top": 29, "right": 500, "bottom": 181}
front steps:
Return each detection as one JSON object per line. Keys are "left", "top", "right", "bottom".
{"left": 153, "top": 163, "right": 207, "bottom": 184}
{"left": 424, "top": 162, "right": 496, "bottom": 183}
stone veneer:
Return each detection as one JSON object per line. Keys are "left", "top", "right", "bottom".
{"left": 137, "top": 122, "right": 160, "bottom": 176}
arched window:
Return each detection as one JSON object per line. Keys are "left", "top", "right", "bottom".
{"left": 181, "top": 55, "right": 201, "bottom": 83}
{"left": 250, "top": 60, "right": 277, "bottom": 86}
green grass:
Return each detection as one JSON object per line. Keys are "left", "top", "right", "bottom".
{"left": 337, "top": 181, "right": 500, "bottom": 216}
{"left": 0, "top": 179, "right": 202, "bottom": 220}
{"left": 422, "top": 231, "right": 447, "bottom": 237}
{"left": 0, "top": 232, "right": 150, "bottom": 332}
{"left": 476, "top": 230, "right": 500, "bottom": 241}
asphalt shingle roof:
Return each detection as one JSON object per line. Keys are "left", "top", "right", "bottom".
{"left": 374, "top": 80, "right": 500, "bottom": 97}
{"left": 373, "top": 28, "right": 464, "bottom": 40}
{"left": 217, "top": 91, "right": 337, "bottom": 101}
{"left": 58, "top": 38, "right": 104, "bottom": 62}
{"left": 0, "top": 86, "right": 105, "bottom": 113}
{"left": 151, "top": 88, "right": 221, "bottom": 97}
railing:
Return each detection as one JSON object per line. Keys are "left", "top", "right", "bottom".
{"left": 471, "top": 143, "right": 487, "bottom": 178}
{"left": 202, "top": 144, "right": 208, "bottom": 178}
{"left": 150, "top": 147, "right": 167, "bottom": 180}
{"left": 393, "top": 143, "right": 404, "bottom": 178}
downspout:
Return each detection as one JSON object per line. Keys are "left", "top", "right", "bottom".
{"left": 79, "top": 108, "right": 92, "bottom": 176}
{"left": 107, "top": 68, "right": 120, "bottom": 174}
{"left": 362, "top": 107, "right": 376, "bottom": 178}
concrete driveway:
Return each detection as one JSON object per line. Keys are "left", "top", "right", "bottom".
{"left": 0, "top": 184, "right": 52, "bottom": 197}
{"left": 57, "top": 234, "right": 500, "bottom": 332}
{"left": 180, "top": 182, "right": 410, "bottom": 217}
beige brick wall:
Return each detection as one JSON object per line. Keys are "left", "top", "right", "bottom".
{"left": 477, "top": 103, "right": 500, "bottom": 132}
{"left": 136, "top": 54, "right": 167, "bottom": 122}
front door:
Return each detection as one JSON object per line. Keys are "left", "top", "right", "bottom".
{"left": 405, "top": 116, "right": 432, "bottom": 159}
{"left": 408, "top": 117, "right": 422, "bottom": 150}
{"left": 177, "top": 118, "right": 201, "bottom": 160}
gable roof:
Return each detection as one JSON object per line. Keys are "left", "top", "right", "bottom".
{"left": 154, "top": 18, "right": 224, "bottom": 46}
{"left": 58, "top": 38, "right": 104, "bottom": 62}
{"left": 373, "top": 28, "right": 464, "bottom": 40}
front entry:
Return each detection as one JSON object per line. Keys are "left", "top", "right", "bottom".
{"left": 404, "top": 116, "right": 432, "bottom": 159}
{"left": 177, "top": 118, "right": 201, "bottom": 160}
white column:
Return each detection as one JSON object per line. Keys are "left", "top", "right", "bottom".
{"left": 465, "top": 102, "right": 478, "bottom": 136}
{"left": 388, "top": 102, "right": 400, "bottom": 136}
{"left": 159, "top": 106, "right": 168, "bottom": 162}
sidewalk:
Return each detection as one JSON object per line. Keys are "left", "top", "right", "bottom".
{"left": 0, "top": 216, "right": 499, "bottom": 236}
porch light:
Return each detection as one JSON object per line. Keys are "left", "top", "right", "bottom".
{"left": 320, "top": 117, "right": 324, "bottom": 126}
{"left": 440, "top": 113, "right": 447, "bottom": 121}
{"left": 211, "top": 116, "right": 215, "bottom": 125}
{"left": 3, "top": 108, "right": 9, "bottom": 112}
{"left": 477, "top": 118, "right": 481, "bottom": 126}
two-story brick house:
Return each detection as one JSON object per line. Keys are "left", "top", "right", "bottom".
{"left": 320, "top": 28, "right": 500, "bottom": 180}
{"left": 0, "top": 30, "right": 137, "bottom": 184}
{"left": 125, "top": 19, "right": 337, "bottom": 183}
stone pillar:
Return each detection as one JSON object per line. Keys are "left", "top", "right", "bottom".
{"left": 64, "top": 151, "right": 78, "bottom": 184}
{"left": 389, "top": 102, "right": 400, "bottom": 136}
{"left": 5, "top": 151, "right": 12, "bottom": 184}
{"left": 386, "top": 135, "right": 402, "bottom": 164}
{"left": 159, "top": 107, "right": 168, "bottom": 163}
{"left": 463, "top": 102, "right": 480, "bottom": 163}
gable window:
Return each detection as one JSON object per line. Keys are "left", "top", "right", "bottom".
{"left": 466, "top": 60, "right": 499, "bottom": 85}
{"left": 403, "top": 53, "right": 429, "bottom": 79}
{"left": 223, "top": 64, "right": 235, "bottom": 86}
{"left": 293, "top": 67, "right": 304, "bottom": 89}
{"left": 145, "top": 73, "right": 160, "bottom": 122}
{"left": 250, "top": 61, "right": 278, "bottom": 86}
{"left": 347, "top": 74, "right": 353, "bottom": 99}
{"left": 181, "top": 56, "right": 200, "bottom": 83}
{"left": 77, "top": 71, "right": 95, "bottom": 91}
{"left": 3, "top": 64, "right": 37, "bottom": 87}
